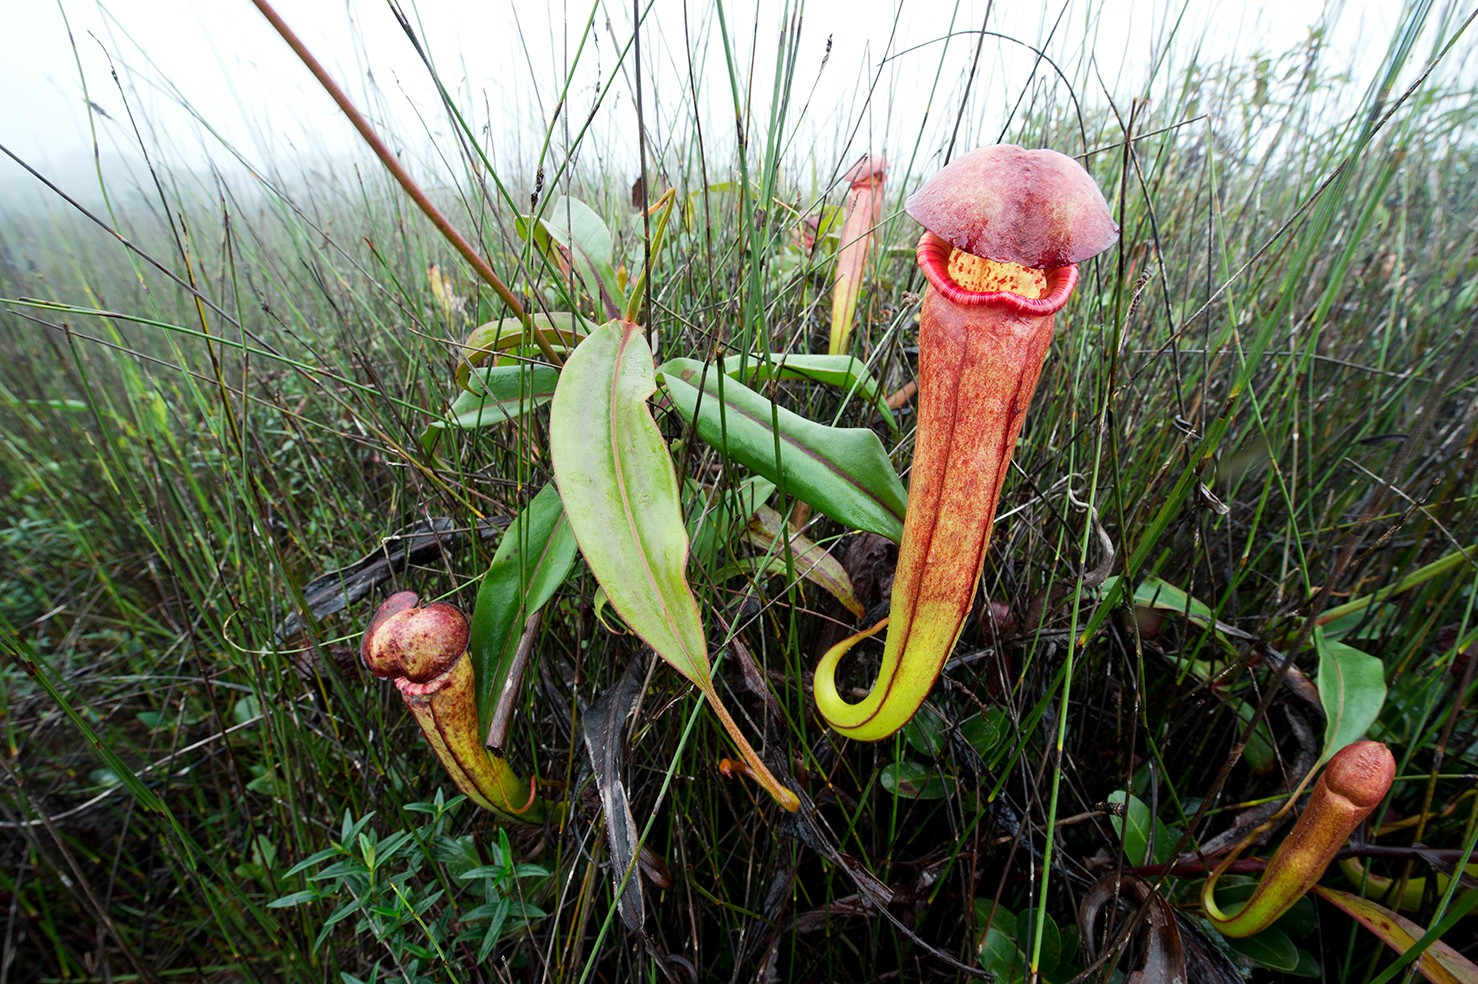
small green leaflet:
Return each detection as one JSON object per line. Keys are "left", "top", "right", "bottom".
{"left": 1313, "top": 625, "right": 1386, "bottom": 765}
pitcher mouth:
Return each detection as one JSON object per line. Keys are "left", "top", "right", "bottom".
{"left": 915, "top": 232, "right": 1078, "bottom": 315}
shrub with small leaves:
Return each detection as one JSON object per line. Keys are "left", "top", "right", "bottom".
{"left": 270, "top": 791, "right": 550, "bottom": 980}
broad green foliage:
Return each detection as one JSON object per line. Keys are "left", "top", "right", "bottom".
{"left": 469, "top": 485, "right": 579, "bottom": 736}
{"left": 975, "top": 903, "right": 1078, "bottom": 983}
{"left": 1103, "top": 574, "right": 1217, "bottom": 624}
{"left": 687, "top": 476, "right": 776, "bottom": 568}
{"left": 519, "top": 196, "right": 624, "bottom": 319}
{"left": 457, "top": 312, "right": 590, "bottom": 388}
{"left": 550, "top": 320, "right": 798, "bottom": 810}
{"left": 1313, "top": 625, "right": 1387, "bottom": 765}
{"left": 880, "top": 760, "right": 953, "bottom": 799}
{"left": 1106, "top": 789, "right": 1176, "bottom": 866}
{"left": 727, "top": 352, "right": 898, "bottom": 434}
{"left": 958, "top": 709, "right": 1008, "bottom": 759}
{"left": 1222, "top": 925, "right": 1306, "bottom": 974}
{"left": 550, "top": 321, "right": 710, "bottom": 687}
{"left": 422, "top": 364, "right": 559, "bottom": 454}
{"left": 659, "top": 358, "right": 907, "bottom": 541}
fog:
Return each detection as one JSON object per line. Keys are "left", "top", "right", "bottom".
{"left": 0, "top": 0, "right": 1451, "bottom": 210}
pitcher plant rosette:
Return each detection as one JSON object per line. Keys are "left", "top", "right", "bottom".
{"left": 815, "top": 145, "right": 1119, "bottom": 740}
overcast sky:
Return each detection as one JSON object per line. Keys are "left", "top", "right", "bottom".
{"left": 0, "top": 0, "right": 1464, "bottom": 208}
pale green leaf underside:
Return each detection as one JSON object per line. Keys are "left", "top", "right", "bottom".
{"left": 1314, "top": 625, "right": 1387, "bottom": 765}
{"left": 551, "top": 321, "right": 709, "bottom": 685}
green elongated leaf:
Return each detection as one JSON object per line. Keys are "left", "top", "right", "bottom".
{"left": 469, "top": 484, "right": 579, "bottom": 737}
{"left": 1288, "top": 946, "right": 1323, "bottom": 977}
{"left": 1107, "top": 790, "right": 1176, "bottom": 865}
{"left": 591, "top": 585, "right": 625, "bottom": 635}
{"left": 960, "top": 709, "right": 1008, "bottom": 758}
{"left": 901, "top": 705, "right": 948, "bottom": 757}
{"left": 624, "top": 187, "right": 678, "bottom": 322}
{"left": 1224, "top": 925, "right": 1301, "bottom": 972}
{"left": 880, "top": 760, "right": 953, "bottom": 800}
{"left": 1314, "top": 886, "right": 1478, "bottom": 984}
{"left": 267, "top": 890, "right": 320, "bottom": 909}
{"left": 810, "top": 203, "right": 846, "bottom": 250}
{"left": 974, "top": 905, "right": 1026, "bottom": 979}
{"left": 658, "top": 358, "right": 907, "bottom": 542}
{"left": 1018, "top": 908, "right": 1063, "bottom": 974}
{"left": 1273, "top": 895, "right": 1318, "bottom": 937}
{"left": 5, "top": 397, "right": 89, "bottom": 412}
{"left": 1318, "top": 602, "right": 1398, "bottom": 643}
{"left": 1100, "top": 575, "right": 1247, "bottom": 662}
{"left": 458, "top": 312, "right": 589, "bottom": 389}
{"left": 974, "top": 900, "right": 1017, "bottom": 936}
{"left": 550, "top": 321, "right": 709, "bottom": 686}
{"left": 520, "top": 196, "right": 623, "bottom": 320}
{"left": 743, "top": 505, "right": 863, "bottom": 616}
{"left": 423, "top": 364, "right": 559, "bottom": 454}
{"left": 730, "top": 353, "right": 897, "bottom": 435}
{"left": 1313, "top": 625, "right": 1387, "bottom": 765}
{"left": 686, "top": 477, "right": 776, "bottom": 569}
{"left": 552, "top": 324, "right": 800, "bottom": 812}
{"left": 1234, "top": 696, "right": 1279, "bottom": 774}
{"left": 1109, "top": 575, "right": 1217, "bottom": 623}
{"left": 977, "top": 926, "right": 1026, "bottom": 980}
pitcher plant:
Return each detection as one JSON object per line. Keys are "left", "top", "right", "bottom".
{"left": 816, "top": 145, "right": 1118, "bottom": 740}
